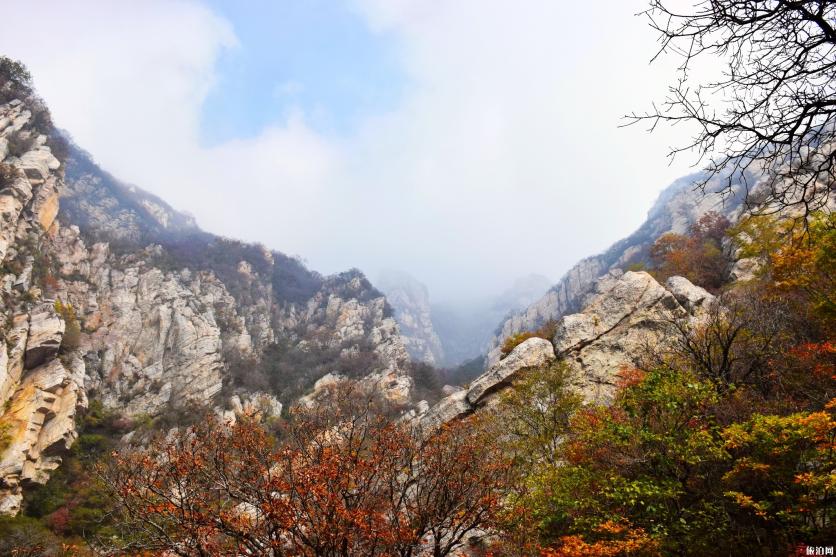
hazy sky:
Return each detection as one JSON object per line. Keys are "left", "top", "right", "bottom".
{"left": 0, "top": 0, "right": 706, "bottom": 303}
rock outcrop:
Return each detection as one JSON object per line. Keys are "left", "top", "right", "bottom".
{"left": 419, "top": 337, "right": 555, "bottom": 429}
{"left": 421, "top": 272, "right": 714, "bottom": 428}
{"left": 552, "top": 270, "right": 712, "bottom": 402}
{"left": 377, "top": 270, "right": 444, "bottom": 366}
{"left": 0, "top": 99, "right": 84, "bottom": 514}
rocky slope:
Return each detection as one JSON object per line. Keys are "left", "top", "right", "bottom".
{"left": 0, "top": 97, "right": 413, "bottom": 514}
{"left": 485, "top": 173, "right": 746, "bottom": 367}
{"left": 420, "top": 271, "right": 714, "bottom": 427}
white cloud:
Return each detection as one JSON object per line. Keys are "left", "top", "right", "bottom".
{"left": 0, "top": 0, "right": 707, "bottom": 302}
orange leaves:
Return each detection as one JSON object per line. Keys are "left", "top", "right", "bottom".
{"left": 541, "top": 521, "right": 660, "bottom": 557}
{"left": 616, "top": 366, "right": 646, "bottom": 390}
{"left": 101, "top": 384, "right": 510, "bottom": 556}
{"left": 788, "top": 342, "right": 836, "bottom": 380}
{"left": 649, "top": 211, "right": 731, "bottom": 291}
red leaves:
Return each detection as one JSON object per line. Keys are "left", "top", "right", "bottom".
{"left": 102, "top": 383, "right": 510, "bottom": 556}
{"left": 649, "top": 211, "right": 731, "bottom": 291}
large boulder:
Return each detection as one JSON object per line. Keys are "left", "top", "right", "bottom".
{"left": 665, "top": 276, "right": 714, "bottom": 314}
{"left": 24, "top": 304, "right": 65, "bottom": 370}
{"left": 467, "top": 337, "right": 555, "bottom": 405}
{"left": 420, "top": 337, "right": 556, "bottom": 430}
{"left": 0, "top": 357, "right": 83, "bottom": 515}
{"left": 552, "top": 271, "right": 694, "bottom": 402}
{"left": 419, "top": 389, "right": 472, "bottom": 430}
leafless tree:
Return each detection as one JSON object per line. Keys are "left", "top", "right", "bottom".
{"left": 627, "top": 1, "right": 836, "bottom": 220}
{"left": 668, "top": 288, "right": 791, "bottom": 394}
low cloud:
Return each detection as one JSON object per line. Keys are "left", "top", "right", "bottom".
{"left": 0, "top": 0, "right": 703, "bottom": 302}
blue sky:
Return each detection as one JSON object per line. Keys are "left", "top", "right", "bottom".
{"left": 201, "top": 0, "right": 405, "bottom": 144}
{"left": 0, "top": 0, "right": 710, "bottom": 303}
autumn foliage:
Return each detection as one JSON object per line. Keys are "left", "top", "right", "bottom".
{"left": 487, "top": 211, "right": 836, "bottom": 556}
{"left": 101, "top": 381, "right": 510, "bottom": 556}
{"left": 649, "top": 211, "right": 731, "bottom": 291}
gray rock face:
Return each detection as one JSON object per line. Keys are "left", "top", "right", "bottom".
{"left": 0, "top": 97, "right": 414, "bottom": 515}
{"left": 50, "top": 217, "right": 412, "bottom": 420}
{"left": 729, "top": 256, "right": 762, "bottom": 282}
{"left": 552, "top": 271, "right": 708, "bottom": 402}
{"left": 466, "top": 338, "right": 554, "bottom": 404}
{"left": 23, "top": 304, "right": 65, "bottom": 370}
{"left": 664, "top": 276, "right": 714, "bottom": 314}
{"left": 486, "top": 258, "right": 606, "bottom": 368}
{"left": 0, "top": 99, "right": 85, "bottom": 514}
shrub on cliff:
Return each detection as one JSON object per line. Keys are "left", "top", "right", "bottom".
{"left": 500, "top": 319, "right": 558, "bottom": 358}
{"left": 649, "top": 211, "right": 731, "bottom": 291}
{"left": 408, "top": 361, "right": 444, "bottom": 403}
{"left": 0, "top": 162, "right": 19, "bottom": 188}
{"left": 0, "top": 56, "right": 32, "bottom": 102}
{"left": 6, "top": 129, "right": 36, "bottom": 158}
{"left": 54, "top": 300, "right": 80, "bottom": 352}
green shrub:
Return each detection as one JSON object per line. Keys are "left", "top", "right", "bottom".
{"left": 0, "top": 420, "right": 12, "bottom": 454}
{"left": 54, "top": 300, "right": 80, "bottom": 352}
{"left": 0, "top": 56, "right": 33, "bottom": 103}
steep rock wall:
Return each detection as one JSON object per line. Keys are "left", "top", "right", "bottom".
{"left": 0, "top": 100, "right": 84, "bottom": 514}
{"left": 421, "top": 272, "right": 713, "bottom": 427}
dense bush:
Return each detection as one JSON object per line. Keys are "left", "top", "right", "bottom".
{"left": 0, "top": 162, "right": 19, "bottom": 188}
{"left": 271, "top": 252, "right": 323, "bottom": 304}
{"left": 408, "top": 360, "right": 444, "bottom": 403}
{"left": 649, "top": 211, "right": 731, "bottom": 291}
{"left": 0, "top": 56, "right": 33, "bottom": 103}
{"left": 6, "top": 129, "right": 36, "bottom": 157}
{"left": 235, "top": 335, "right": 386, "bottom": 404}
{"left": 0, "top": 57, "right": 57, "bottom": 141}
{"left": 101, "top": 383, "right": 510, "bottom": 556}
{"left": 491, "top": 211, "right": 836, "bottom": 556}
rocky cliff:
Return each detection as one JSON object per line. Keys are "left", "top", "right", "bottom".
{"left": 485, "top": 173, "right": 746, "bottom": 367}
{"left": 0, "top": 97, "right": 413, "bottom": 514}
{"left": 0, "top": 98, "right": 82, "bottom": 514}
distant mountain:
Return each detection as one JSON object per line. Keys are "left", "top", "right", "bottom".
{"left": 377, "top": 270, "right": 445, "bottom": 366}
